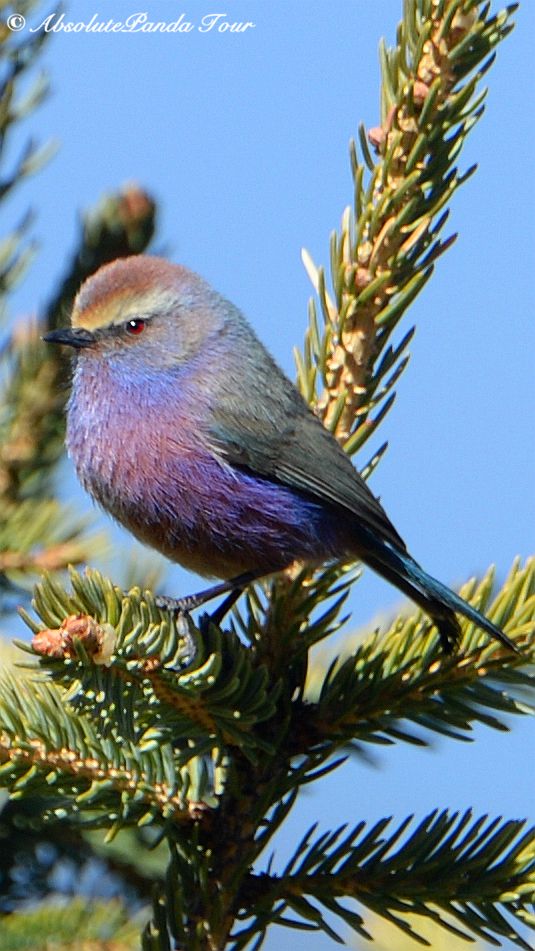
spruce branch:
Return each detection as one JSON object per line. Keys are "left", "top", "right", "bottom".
{"left": 232, "top": 562, "right": 358, "bottom": 675}
{"left": 19, "top": 568, "right": 279, "bottom": 758}
{"left": 259, "top": 0, "right": 519, "bottom": 652}
{"left": 0, "top": 9, "right": 157, "bottom": 594}
{"left": 7, "top": 560, "right": 532, "bottom": 947}
{"left": 0, "top": 785, "right": 161, "bottom": 919}
{"left": 0, "top": 186, "right": 157, "bottom": 505}
{"left": 233, "top": 810, "right": 535, "bottom": 950}
{"left": 0, "top": 189, "right": 157, "bottom": 597}
{"left": 0, "top": 897, "right": 141, "bottom": 950}
{"left": 296, "top": 0, "right": 517, "bottom": 456}
{"left": 298, "top": 559, "right": 535, "bottom": 753}
{"left": 0, "top": 498, "right": 96, "bottom": 579}
{"left": 0, "top": 672, "right": 208, "bottom": 829}
{"left": 43, "top": 184, "right": 157, "bottom": 333}
{"left": 0, "top": 1, "right": 51, "bottom": 308}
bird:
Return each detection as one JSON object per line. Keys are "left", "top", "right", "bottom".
{"left": 44, "top": 254, "right": 516, "bottom": 654}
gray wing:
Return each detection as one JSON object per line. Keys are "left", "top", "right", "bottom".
{"left": 207, "top": 343, "right": 407, "bottom": 552}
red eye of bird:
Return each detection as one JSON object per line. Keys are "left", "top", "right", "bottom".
{"left": 125, "top": 318, "right": 146, "bottom": 336}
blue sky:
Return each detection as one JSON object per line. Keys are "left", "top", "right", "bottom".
{"left": 3, "top": 2, "right": 534, "bottom": 947}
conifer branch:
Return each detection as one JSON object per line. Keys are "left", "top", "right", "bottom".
{"left": 43, "top": 185, "right": 157, "bottom": 333}
{"left": 0, "top": 674, "right": 201, "bottom": 827}
{"left": 262, "top": 0, "right": 519, "bottom": 656}
{"left": 298, "top": 559, "right": 535, "bottom": 753}
{"left": 0, "top": 186, "right": 157, "bottom": 507}
{"left": 233, "top": 811, "right": 535, "bottom": 949}
{"left": 296, "top": 0, "right": 517, "bottom": 457}
{"left": 233, "top": 563, "right": 357, "bottom": 677}
{"left": 0, "top": 498, "right": 97, "bottom": 585}
{"left": 0, "top": 15, "right": 156, "bottom": 593}
{"left": 4, "top": 557, "right": 530, "bottom": 948}
{"left": 0, "top": 5, "right": 50, "bottom": 306}
{"left": 20, "top": 568, "right": 279, "bottom": 757}
{"left": 0, "top": 897, "right": 140, "bottom": 950}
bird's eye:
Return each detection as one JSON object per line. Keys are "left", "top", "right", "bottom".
{"left": 125, "top": 318, "right": 146, "bottom": 336}
{"left": 125, "top": 318, "right": 146, "bottom": 335}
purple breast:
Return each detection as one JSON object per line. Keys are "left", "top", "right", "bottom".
{"left": 66, "top": 358, "right": 345, "bottom": 579}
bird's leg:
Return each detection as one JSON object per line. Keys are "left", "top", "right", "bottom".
{"left": 155, "top": 574, "right": 264, "bottom": 669}
{"left": 157, "top": 568, "right": 281, "bottom": 663}
{"left": 155, "top": 569, "right": 266, "bottom": 616}
{"left": 208, "top": 587, "right": 245, "bottom": 627}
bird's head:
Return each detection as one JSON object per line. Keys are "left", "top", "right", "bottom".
{"left": 44, "top": 255, "right": 229, "bottom": 372}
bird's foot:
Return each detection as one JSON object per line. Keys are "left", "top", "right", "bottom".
{"left": 174, "top": 610, "right": 198, "bottom": 667}
{"left": 155, "top": 570, "right": 264, "bottom": 627}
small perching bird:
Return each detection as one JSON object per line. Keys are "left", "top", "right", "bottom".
{"left": 44, "top": 255, "right": 516, "bottom": 654}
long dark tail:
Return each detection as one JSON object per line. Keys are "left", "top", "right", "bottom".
{"left": 357, "top": 534, "right": 517, "bottom": 654}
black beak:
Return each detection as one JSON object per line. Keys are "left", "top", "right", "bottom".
{"left": 42, "top": 327, "right": 96, "bottom": 349}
